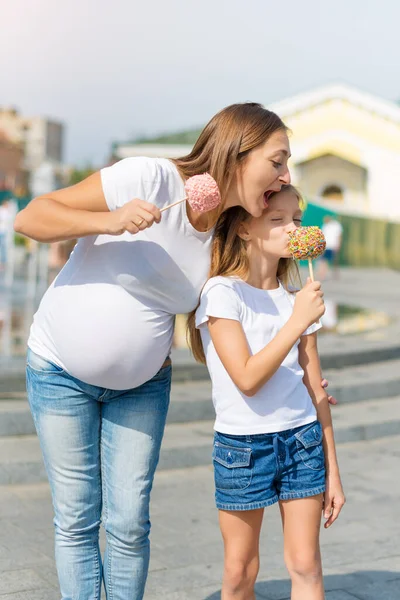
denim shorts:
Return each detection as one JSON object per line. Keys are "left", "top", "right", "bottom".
{"left": 213, "top": 420, "right": 326, "bottom": 511}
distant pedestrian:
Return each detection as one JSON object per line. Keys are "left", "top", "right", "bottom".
{"left": 318, "top": 215, "right": 343, "bottom": 280}
{"left": 0, "top": 198, "right": 15, "bottom": 270}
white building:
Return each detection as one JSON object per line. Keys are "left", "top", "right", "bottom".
{"left": 113, "top": 143, "right": 192, "bottom": 160}
{"left": 269, "top": 83, "right": 400, "bottom": 222}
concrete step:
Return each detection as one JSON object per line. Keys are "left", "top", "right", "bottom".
{"left": 0, "top": 395, "right": 399, "bottom": 485}
{"left": 3, "top": 329, "right": 400, "bottom": 393}
{"left": 172, "top": 339, "right": 400, "bottom": 380}
{"left": 2, "top": 358, "right": 400, "bottom": 436}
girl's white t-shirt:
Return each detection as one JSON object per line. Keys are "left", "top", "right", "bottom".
{"left": 28, "top": 157, "right": 214, "bottom": 390}
{"left": 195, "top": 276, "right": 321, "bottom": 435}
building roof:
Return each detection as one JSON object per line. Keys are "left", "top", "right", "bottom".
{"left": 114, "top": 143, "right": 193, "bottom": 160}
{"left": 268, "top": 83, "right": 400, "bottom": 125}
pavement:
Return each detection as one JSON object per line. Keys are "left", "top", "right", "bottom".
{"left": 0, "top": 435, "right": 399, "bottom": 599}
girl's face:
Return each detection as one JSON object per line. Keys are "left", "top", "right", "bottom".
{"left": 241, "top": 190, "right": 302, "bottom": 259}
{"left": 229, "top": 130, "right": 291, "bottom": 217}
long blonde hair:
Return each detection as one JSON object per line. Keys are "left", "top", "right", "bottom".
{"left": 187, "top": 185, "right": 302, "bottom": 364}
{"left": 172, "top": 102, "right": 287, "bottom": 224}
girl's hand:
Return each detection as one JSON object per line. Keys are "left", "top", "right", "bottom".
{"left": 106, "top": 198, "right": 161, "bottom": 235}
{"left": 292, "top": 278, "right": 325, "bottom": 331}
{"left": 322, "top": 378, "right": 338, "bottom": 405}
{"left": 323, "top": 473, "right": 346, "bottom": 528}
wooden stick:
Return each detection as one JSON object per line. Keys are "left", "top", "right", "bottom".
{"left": 308, "top": 257, "right": 314, "bottom": 281}
{"left": 160, "top": 197, "right": 187, "bottom": 213}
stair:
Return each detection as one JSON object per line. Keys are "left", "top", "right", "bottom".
{"left": 2, "top": 358, "right": 400, "bottom": 437}
{"left": 0, "top": 395, "right": 399, "bottom": 485}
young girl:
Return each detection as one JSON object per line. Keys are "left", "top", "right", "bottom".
{"left": 188, "top": 185, "right": 345, "bottom": 600}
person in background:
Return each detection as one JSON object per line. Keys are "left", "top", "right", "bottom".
{"left": 318, "top": 215, "right": 343, "bottom": 280}
{"left": 0, "top": 198, "right": 16, "bottom": 270}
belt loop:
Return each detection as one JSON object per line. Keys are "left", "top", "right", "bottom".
{"left": 246, "top": 435, "right": 252, "bottom": 443}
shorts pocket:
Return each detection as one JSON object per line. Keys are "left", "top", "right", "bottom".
{"left": 213, "top": 441, "right": 252, "bottom": 491}
{"left": 294, "top": 421, "right": 325, "bottom": 471}
{"left": 27, "top": 349, "right": 64, "bottom": 375}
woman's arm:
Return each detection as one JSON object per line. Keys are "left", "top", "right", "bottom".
{"left": 14, "top": 172, "right": 161, "bottom": 243}
{"left": 299, "top": 332, "right": 346, "bottom": 527}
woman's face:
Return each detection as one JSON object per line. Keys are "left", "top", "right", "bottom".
{"left": 228, "top": 130, "right": 291, "bottom": 217}
{"left": 243, "top": 190, "right": 302, "bottom": 259}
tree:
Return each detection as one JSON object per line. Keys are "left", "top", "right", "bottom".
{"left": 68, "top": 167, "right": 95, "bottom": 185}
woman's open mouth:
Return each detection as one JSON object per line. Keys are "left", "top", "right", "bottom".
{"left": 263, "top": 191, "right": 273, "bottom": 207}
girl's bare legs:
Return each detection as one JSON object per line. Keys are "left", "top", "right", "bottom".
{"left": 219, "top": 508, "right": 264, "bottom": 599}
{"left": 279, "top": 494, "right": 324, "bottom": 600}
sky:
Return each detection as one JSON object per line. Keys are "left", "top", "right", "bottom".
{"left": 2, "top": 0, "right": 399, "bottom": 167}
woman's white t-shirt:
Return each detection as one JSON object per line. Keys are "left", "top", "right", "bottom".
{"left": 195, "top": 276, "right": 321, "bottom": 435}
{"left": 28, "top": 157, "right": 214, "bottom": 390}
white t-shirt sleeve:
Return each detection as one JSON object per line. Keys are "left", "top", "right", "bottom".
{"left": 100, "top": 157, "right": 160, "bottom": 211}
{"left": 195, "top": 280, "right": 241, "bottom": 328}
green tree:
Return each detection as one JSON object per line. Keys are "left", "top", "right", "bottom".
{"left": 68, "top": 167, "right": 95, "bottom": 185}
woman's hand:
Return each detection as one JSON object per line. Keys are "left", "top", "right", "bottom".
{"left": 323, "top": 473, "right": 346, "bottom": 528}
{"left": 106, "top": 198, "right": 161, "bottom": 235}
{"left": 322, "top": 378, "right": 337, "bottom": 405}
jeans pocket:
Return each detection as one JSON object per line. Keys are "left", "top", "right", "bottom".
{"left": 213, "top": 441, "right": 252, "bottom": 491}
{"left": 294, "top": 421, "right": 325, "bottom": 471}
{"left": 27, "top": 349, "right": 64, "bottom": 375}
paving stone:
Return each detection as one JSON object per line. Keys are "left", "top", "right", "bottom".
{"left": 0, "top": 568, "right": 51, "bottom": 594}
{"left": 0, "top": 592, "right": 58, "bottom": 600}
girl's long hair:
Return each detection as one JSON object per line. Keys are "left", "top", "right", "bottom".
{"left": 187, "top": 185, "right": 302, "bottom": 364}
{"left": 172, "top": 102, "right": 287, "bottom": 227}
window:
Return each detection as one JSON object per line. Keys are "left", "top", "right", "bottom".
{"left": 321, "top": 185, "right": 344, "bottom": 202}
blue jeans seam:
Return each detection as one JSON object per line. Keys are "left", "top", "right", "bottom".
{"left": 94, "top": 430, "right": 102, "bottom": 600}
{"left": 93, "top": 540, "right": 101, "bottom": 600}
{"left": 100, "top": 432, "right": 113, "bottom": 600}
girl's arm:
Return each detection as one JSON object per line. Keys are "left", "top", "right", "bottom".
{"left": 298, "top": 332, "right": 346, "bottom": 527}
{"left": 207, "top": 280, "right": 324, "bottom": 397}
{"left": 14, "top": 172, "right": 161, "bottom": 243}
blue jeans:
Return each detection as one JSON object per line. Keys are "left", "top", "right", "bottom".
{"left": 26, "top": 348, "right": 172, "bottom": 600}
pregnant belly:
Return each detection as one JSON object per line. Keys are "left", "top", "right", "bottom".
{"left": 31, "top": 286, "right": 174, "bottom": 390}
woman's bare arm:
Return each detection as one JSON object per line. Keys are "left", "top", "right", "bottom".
{"left": 14, "top": 172, "right": 161, "bottom": 243}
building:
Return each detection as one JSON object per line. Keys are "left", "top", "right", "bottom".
{"left": 0, "top": 108, "right": 64, "bottom": 173}
{"left": 269, "top": 83, "right": 400, "bottom": 222}
{"left": 113, "top": 143, "right": 192, "bottom": 161}
{"left": 112, "top": 84, "right": 400, "bottom": 222}
{"left": 0, "top": 130, "right": 24, "bottom": 191}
